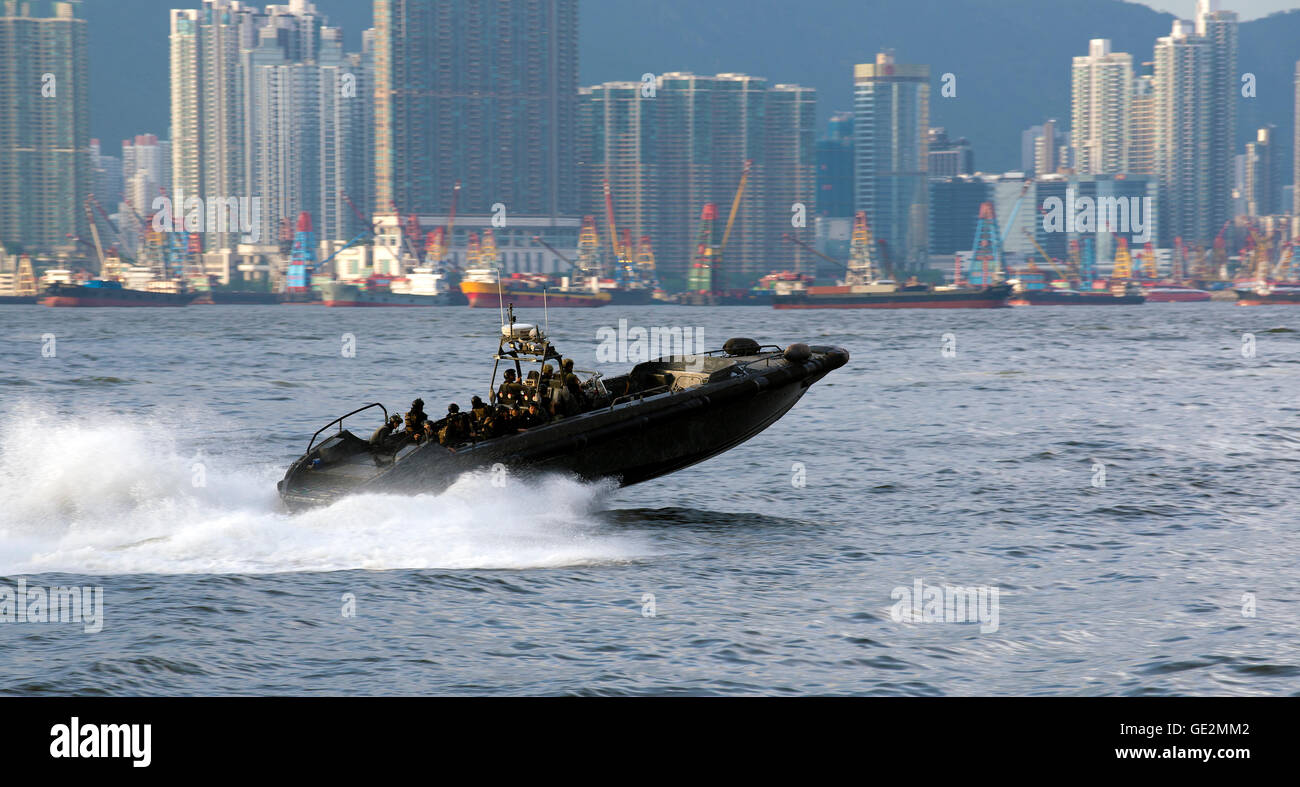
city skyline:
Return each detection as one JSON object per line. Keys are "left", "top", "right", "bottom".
{"left": 77, "top": 0, "right": 1299, "bottom": 171}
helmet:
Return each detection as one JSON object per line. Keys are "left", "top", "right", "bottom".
{"left": 448, "top": 403, "right": 460, "bottom": 413}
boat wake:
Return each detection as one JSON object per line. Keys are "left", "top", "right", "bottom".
{"left": 0, "top": 407, "right": 649, "bottom": 576}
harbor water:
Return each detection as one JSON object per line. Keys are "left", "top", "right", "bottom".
{"left": 1, "top": 302, "right": 1298, "bottom": 695}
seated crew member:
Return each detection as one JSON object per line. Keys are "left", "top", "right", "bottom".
{"left": 438, "top": 403, "right": 472, "bottom": 446}
{"left": 405, "top": 398, "right": 428, "bottom": 434}
{"left": 470, "top": 395, "right": 489, "bottom": 424}
{"left": 518, "top": 401, "right": 547, "bottom": 429}
{"left": 370, "top": 414, "right": 403, "bottom": 448}
{"left": 494, "top": 404, "right": 516, "bottom": 435}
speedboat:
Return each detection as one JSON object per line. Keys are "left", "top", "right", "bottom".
{"left": 277, "top": 309, "right": 848, "bottom": 510}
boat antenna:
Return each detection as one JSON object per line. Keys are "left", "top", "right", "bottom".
{"left": 497, "top": 267, "right": 505, "bottom": 328}
{"left": 543, "top": 288, "right": 549, "bottom": 337}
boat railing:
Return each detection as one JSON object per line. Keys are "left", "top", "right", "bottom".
{"left": 609, "top": 384, "right": 672, "bottom": 409}
{"left": 306, "top": 402, "right": 388, "bottom": 453}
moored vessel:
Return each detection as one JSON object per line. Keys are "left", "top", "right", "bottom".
{"left": 322, "top": 268, "right": 460, "bottom": 307}
{"left": 773, "top": 279, "right": 1011, "bottom": 309}
{"left": 1141, "top": 284, "right": 1212, "bottom": 303}
{"left": 1234, "top": 282, "right": 1300, "bottom": 305}
{"left": 460, "top": 268, "right": 611, "bottom": 308}
{"left": 39, "top": 279, "right": 198, "bottom": 307}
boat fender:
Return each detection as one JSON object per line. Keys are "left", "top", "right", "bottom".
{"left": 724, "top": 337, "right": 760, "bottom": 356}
{"left": 783, "top": 343, "right": 812, "bottom": 363}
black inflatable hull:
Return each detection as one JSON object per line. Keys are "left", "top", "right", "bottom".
{"left": 278, "top": 345, "right": 849, "bottom": 510}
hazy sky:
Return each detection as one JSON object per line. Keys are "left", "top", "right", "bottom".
{"left": 1141, "top": 0, "right": 1298, "bottom": 19}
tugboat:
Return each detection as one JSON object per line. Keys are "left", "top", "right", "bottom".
{"left": 277, "top": 306, "right": 848, "bottom": 510}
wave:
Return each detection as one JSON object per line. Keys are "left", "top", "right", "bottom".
{"left": 0, "top": 405, "right": 649, "bottom": 575}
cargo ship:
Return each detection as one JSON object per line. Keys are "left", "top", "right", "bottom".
{"left": 676, "top": 288, "right": 773, "bottom": 306}
{"left": 459, "top": 268, "right": 611, "bottom": 308}
{"left": 597, "top": 279, "right": 655, "bottom": 306}
{"left": 322, "top": 268, "right": 461, "bottom": 307}
{"left": 772, "top": 278, "right": 1012, "bottom": 309}
{"left": 1234, "top": 282, "right": 1300, "bottom": 305}
{"left": 1007, "top": 286, "right": 1146, "bottom": 306}
{"left": 207, "top": 290, "right": 281, "bottom": 305}
{"left": 40, "top": 279, "right": 198, "bottom": 307}
{"left": 1140, "top": 284, "right": 1212, "bottom": 303}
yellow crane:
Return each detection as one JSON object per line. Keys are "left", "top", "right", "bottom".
{"left": 1022, "top": 230, "right": 1070, "bottom": 284}
{"left": 714, "top": 160, "right": 751, "bottom": 291}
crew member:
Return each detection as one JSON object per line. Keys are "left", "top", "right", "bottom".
{"left": 518, "top": 401, "right": 547, "bottom": 430}
{"left": 439, "top": 403, "right": 472, "bottom": 446}
{"left": 370, "top": 414, "right": 402, "bottom": 448}
{"left": 405, "top": 398, "right": 428, "bottom": 434}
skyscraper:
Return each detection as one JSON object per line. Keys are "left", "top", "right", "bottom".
{"left": 645, "top": 72, "right": 817, "bottom": 288}
{"left": 169, "top": 1, "right": 262, "bottom": 250}
{"left": 763, "top": 83, "right": 818, "bottom": 276}
{"left": 927, "top": 128, "right": 974, "bottom": 179}
{"left": 577, "top": 82, "right": 658, "bottom": 262}
{"left": 816, "top": 113, "right": 854, "bottom": 218}
{"left": 1128, "top": 63, "right": 1157, "bottom": 178}
{"left": 1195, "top": 0, "right": 1237, "bottom": 236}
{"left": 1071, "top": 39, "right": 1132, "bottom": 175}
{"left": 373, "top": 0, "right": 579, "bottom": 219}
{"left": 1244, "top": 127, "right": 1275, "bottom": 217}
{"left": 0, "top": 0, "right": 90, "bottom": 254}
{"left": 171, "top": 0, "right": 371, "bottom": 254}
{"left": 1154, "top": 19, "right": 1212, "bottom": 244}
{"left": 1293, "top": 62, "right": 1300, "bottom": 228}
{"left": 854, "top": 52, "right": 929, "bottom": 270}
{"left": 243, "top": 9, "right": 371, "bottom": 245}
{"left": 123, "top": 134, "right": 173, "bottom": 217}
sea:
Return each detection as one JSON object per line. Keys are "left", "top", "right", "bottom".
{"left": 1, "top": 302, "right": 1298, "bottom": 696}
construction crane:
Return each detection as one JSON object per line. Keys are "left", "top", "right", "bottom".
{"left": 1210, "top": 219, "right": 1232, "bottom": 280}
{"left": 480, "top": 228, "right": 499, "bottom": 269}
{"left": 998, "top": 179, "right": 1033, "bottom": 249}
{"left": 530, "top": 235, "right": 579, "bottom": 271}
{"left": 968, "top": 202, "right": 1003, "bottom": 286}
{"left": 782, "top": 232, "right": 851, "bottom": 274}
{"left": 1172, "top": 237, "right": 1188, "bottom": 285}
{"left": 445, "top": 181, "right": 461, "bottom": 268}
{"left": 635, "top": 234, "right": 661, "bottom": 290}
{"left": 714, "top": 160, "right": 751, "bottom": 292}
{"left": 574, "top": 215, "right": 600, "bottom": 286}
{"left": 845, "top": 211, "right": 876, "bottom": 285}
{"left": 80, "top": 196, "right": 108, "bottom": 270}
{"left": 1274, "top": 241, "right": 1296, "bottom": 282}
{"left": 1112, "top": 237, "right": 1133, "bottom": 280}
{"left": 1022, "top": 230, "right": 1070, "bottom": 284}
{"left": 688, "top": 204, "right": 719, "bottom": 293}
{"left": 1139, "top": 242, "right": 1158, "bottom": 280}
{"left": 602, "top": 179, "right": 622, "bottom": 281}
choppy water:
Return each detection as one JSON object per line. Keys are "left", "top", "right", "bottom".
{"left": 1, "top": 302, "right": 1298, "bottom": 695}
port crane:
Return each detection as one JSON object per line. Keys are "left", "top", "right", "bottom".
{"left": 707, "top": 160, "right": 752, "bottom": 294}
{"left": 1022, "top": 230, "right": 1071, "bottom": 284}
